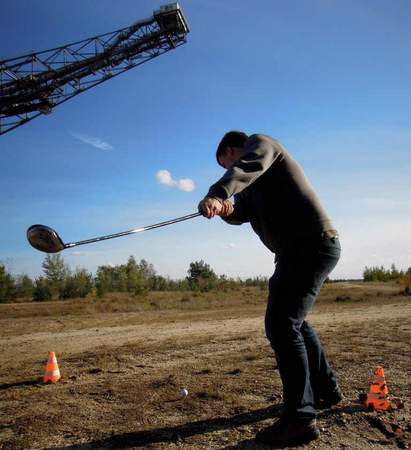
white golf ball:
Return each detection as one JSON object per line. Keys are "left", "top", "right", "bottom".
{"left": 180, "top": 388, "right": 188, "bottom": 398}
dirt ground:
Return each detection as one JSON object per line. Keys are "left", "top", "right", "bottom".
{"left": 0, "top": 283, "right": 410, "bottom": 449}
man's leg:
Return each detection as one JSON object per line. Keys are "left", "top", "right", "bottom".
{"left": 264, "top": 268, "right": 318, "bottom": 423}
{"left": 257, "top": 237, "right": 340, "bottom": 446}
{"left": 301, "top": 320, "right": 342, "bottom": 406}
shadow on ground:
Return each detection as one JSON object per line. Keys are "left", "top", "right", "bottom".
{"left": 0, "top": 379, "right": 41, "bottom": 390}
{"left": 46, "top": 403, "right": 367, "bottom": 450}
{"left": 46, "top": 405, "right": 282, "bottom": 449}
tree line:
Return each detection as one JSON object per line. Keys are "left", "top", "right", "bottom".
{"left": 0, "top": 256, "right": 268, "bottom": 303}
{"left": 2, "top": 257, "right": 410, "bottom": 303}
{"left": 363, "top": 264, "right": 411, "bottom": 282}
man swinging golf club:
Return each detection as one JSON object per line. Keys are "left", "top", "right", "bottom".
{"left": 198, "top": 131, "right": 342, "bottom": 447}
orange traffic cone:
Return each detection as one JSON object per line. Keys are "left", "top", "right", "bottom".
{"left": 43, "top": 351, "right": 61, "bottom": 383}
{"left": 365, "top": 366, "right": 390, "bottom": 411}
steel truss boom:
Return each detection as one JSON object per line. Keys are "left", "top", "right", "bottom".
{"left": 0, "top": 3, "right": 189, "bottom": 135}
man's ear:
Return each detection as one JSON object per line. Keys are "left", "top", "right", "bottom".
{"left": 226, "top": 146, "right": 235, "bottom": 157}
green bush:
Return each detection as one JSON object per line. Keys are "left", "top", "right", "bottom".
{"left": 0, "top": 264, "right": 16, "bottom": 303}
{"left": 42, "top": 254, "right": 69, "bottom": 298}
{"left": 15, "top": 274, "right": 34, "bottom": 299}
{"left": 32, "top": 277, "right": 52, "bottom": 301}
{"left": 363, "top": 264, "right": 404, "bottom": 282}
{"left": 399, "top": 275, "right": 411, "bottom": 296}
{"left": 186, "top": 260, "right": 218, "bottom": 291}
{"left": 95, "top": 256, "right": 154, "bottom": 297}
{"left": 60, "top": 268, "right": 93, "bottom": 299}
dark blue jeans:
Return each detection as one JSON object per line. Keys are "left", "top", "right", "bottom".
{"left": 265, "top": 236, "right": 341, "bottom": 423}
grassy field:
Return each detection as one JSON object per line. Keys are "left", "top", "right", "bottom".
{"left": 0, "top": 282, "right": 410, "bottom": 449}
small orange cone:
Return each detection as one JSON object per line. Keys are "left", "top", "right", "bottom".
{"left": 43, "top": 351, "right": 61, "bottom": 383}
{"left": 365, "top": 366, "right": 390, "bottom": 411}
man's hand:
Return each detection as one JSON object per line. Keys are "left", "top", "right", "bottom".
{"left": 220, "top": 199, "right": 234, "bottom": 217}
{"left": 198, "top": 197, "right": 234, "bottom": 219}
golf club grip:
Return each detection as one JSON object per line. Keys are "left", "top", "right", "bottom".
{"left": 65, "top": 212, "right": 202, "bottom": 248}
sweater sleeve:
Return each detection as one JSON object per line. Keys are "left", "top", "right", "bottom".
{"left": 206, "top": 134, "right": 284, "bottom": 201}
{"left": 221, "top": 194, "right": 250, "bottom": 225}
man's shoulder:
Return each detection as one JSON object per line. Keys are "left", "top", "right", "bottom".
{"left": 246, "top": 133, "right": 282, "bottom": 147}
{"left": 245, "top": 134, "right": 287, "bottom": 156}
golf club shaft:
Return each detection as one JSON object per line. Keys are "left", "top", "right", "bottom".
{"left": 64, "top": 212, "right": 202, "bottom": 249}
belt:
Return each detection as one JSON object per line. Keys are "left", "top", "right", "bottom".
{"left": 321, "top": 229, "right": 339, "bottom": 240}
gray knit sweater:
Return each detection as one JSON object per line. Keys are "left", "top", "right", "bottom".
{"left": 206, "top": 134, "right": 336, "bottom": 253}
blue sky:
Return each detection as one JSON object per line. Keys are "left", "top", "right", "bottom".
{"left": 1, "top": 0, "right": 410, "bottom": 280}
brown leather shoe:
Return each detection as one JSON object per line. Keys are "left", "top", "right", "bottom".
{"left": 256, "top": 417, "right": 320, "bottom": 447}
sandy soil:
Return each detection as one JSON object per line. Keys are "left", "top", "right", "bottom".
{"left": 0, "top": 285, "right": 410, "bottom": 449}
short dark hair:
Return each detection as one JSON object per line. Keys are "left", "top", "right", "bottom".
{"left": 216, "top": 130, "right": 248, "bottom": 166}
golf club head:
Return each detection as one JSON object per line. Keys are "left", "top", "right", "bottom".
{"left": 27, "top": 224, "right": 65, "bottom": 253}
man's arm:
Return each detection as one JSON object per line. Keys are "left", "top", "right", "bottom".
{"left": 222, "top": 194, "right": 250, "bottom": 225}
{"left": 206, "top": 134, "right": 284, "bottom": 202}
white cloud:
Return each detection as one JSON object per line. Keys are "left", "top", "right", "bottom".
{"left": 221, "top": 242, "right": 237, "bottom": 249}
{"left": 156, "top": 170, "right": 175, "bottom": 187}
{"left": 156, "top": 170, "right": 195, "bottom": 192}
{"left": 72, "top": 133, "right": 113, "bottom": 150}
{"left": 70, "top": 251, "right": 86, "bottom": 256}
{"left": 177, "top": 178, "right": 195, "bottom": 192}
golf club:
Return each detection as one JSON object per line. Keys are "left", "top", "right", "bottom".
{"left": 27, "top": 212, "right": 202, "bottom": 253}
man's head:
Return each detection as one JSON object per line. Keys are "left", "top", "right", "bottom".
{"left": 216, "top": 131, "right": 248, "bottom": 169}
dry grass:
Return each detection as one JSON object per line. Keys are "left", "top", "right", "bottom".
{"left": 0, "top": 280, "right": 404, "bottom": 320}
{"left": 0, "top": 282, "right": 410, "bottom": 449}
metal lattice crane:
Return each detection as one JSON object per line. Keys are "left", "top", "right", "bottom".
{"left": 0, "top": 3, "right": 189, "bottom": 135}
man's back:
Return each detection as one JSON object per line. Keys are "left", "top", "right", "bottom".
{"left": 207, "top": 134, "right": 336, "bottom": 253}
